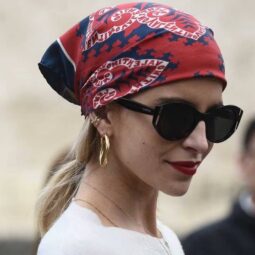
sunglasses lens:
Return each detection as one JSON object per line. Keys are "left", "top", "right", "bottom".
{"left": 155, "top": 103, "right": 197, "bottom": 140}
{"left": 206, "top": 107, "right": 239, "bottom": 143}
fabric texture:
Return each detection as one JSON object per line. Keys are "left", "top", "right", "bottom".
{"left": 181, "top": 193, "right": 255, "bottom": 255}
{"left": 39, "top": 2, "right": 226, "bottom": 116}
{"left": 37, "top": 201, "right": 184, "bottom": 255}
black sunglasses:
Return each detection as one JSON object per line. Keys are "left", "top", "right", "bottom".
{"left": 117, "top": 98, "right": 243, "bottom": 143}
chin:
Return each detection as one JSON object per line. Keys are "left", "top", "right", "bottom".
{"left": 161, "top": 182, "right": 191, "bottom": 196}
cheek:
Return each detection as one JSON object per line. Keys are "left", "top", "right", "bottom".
{"left": 110, "top": 115, "right": 164, "bottom": 176}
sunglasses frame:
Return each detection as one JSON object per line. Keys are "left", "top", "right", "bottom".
{"left": 117, "top": 97, "right": 243, "bottom": 143}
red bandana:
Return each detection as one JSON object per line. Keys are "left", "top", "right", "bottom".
{"left": 39, "top": 2, "right": 226, "bottom": 115}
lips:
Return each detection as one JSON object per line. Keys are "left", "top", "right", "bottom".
{"left": 166, "top": 161, "right": 201, "bottom": 176}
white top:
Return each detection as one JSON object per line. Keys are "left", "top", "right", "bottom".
{"left": 37, "top": 201, "right": 184, "bottom": 255}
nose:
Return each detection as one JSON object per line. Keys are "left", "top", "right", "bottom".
{"left": 182, "top": 121, "right": 210, "bottom": 154}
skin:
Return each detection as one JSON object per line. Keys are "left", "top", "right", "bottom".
{"left": 239, "top": 133, "right": 255, "bottom": 204}
{"left": 76, "top": 78, "right": 223, "bottom": 237}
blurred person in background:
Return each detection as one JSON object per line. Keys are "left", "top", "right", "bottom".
{"left": 36, "top": 2, "right": 243, "bottom": 255}
{"left": 182, "top": 118, "right": 255, "bottom": 255}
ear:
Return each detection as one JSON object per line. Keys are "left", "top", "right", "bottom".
{"left": 89, "top": 105, "right": 116, "bottom": 137}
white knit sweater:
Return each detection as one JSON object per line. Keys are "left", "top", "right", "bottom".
{"left": 38, "top": 202, "right": 184, "bottom": 255}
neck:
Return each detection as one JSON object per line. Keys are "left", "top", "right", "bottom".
{"left": 75, "top": 159, "right": 159, "bottom": 237}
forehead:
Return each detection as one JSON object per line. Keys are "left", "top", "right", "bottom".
{"left": 133, "top": 78, "right": 223, "bottom": 111}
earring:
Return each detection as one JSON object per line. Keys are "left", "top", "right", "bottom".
{"left": 99, "top": 134, "right": 110, "bottom": 167}
{"left": 90, "top": 115, "right": 100, "bottom": 126}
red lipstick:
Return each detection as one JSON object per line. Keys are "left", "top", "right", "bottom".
{"left": 166, "top": 161, "right": 200, "bottom": 176}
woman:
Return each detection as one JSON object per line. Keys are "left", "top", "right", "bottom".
{"left": 36, "top": 2, "right": 243, "bottom": 255}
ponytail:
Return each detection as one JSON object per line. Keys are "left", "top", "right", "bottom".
{"left": 36, "top": 121, "right": 100, "bottom": 235}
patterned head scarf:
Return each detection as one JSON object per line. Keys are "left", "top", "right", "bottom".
{"left": 39, "top": 2, "right": 226, "bottom": 116}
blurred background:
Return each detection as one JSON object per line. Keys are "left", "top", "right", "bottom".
{"left": 1, "top": 0, "right": 254, "bottom": 254}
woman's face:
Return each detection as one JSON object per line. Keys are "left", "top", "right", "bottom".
{"left": 107, "top": 78, "right": 223, "bottom": 196}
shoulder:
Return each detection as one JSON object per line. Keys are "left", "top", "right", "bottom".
{"left": 181, "top": 216, "right": 235, "bottom": 255}
{"left": 37, "top": 202, "right": 105, "bottom": 255}
{"left": 182, "top": 209, "right": 238, "bottom": 244}
{"left": 37, "top": 221, "right": 96, "bottom": 255}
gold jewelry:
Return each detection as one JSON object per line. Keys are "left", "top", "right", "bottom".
{"left": 82, "top": 182, "right": 172, "bottom": 254}
{"left": 72, "top": 198, "right": 117, "bottom": 227}
{"left": 83, "top": 182, "right": 153, "bottom": 234}
{"left": 84, "top": 182, "right": 132, "bottom": 220}
{"left": 99, "top": 134, "right": 110, "bottom": 167}
{"left": 72, "top": 195, "right": 171, "bottom": 255}
{"left": 90, "top": 115, "right": 100, "bottom": 126}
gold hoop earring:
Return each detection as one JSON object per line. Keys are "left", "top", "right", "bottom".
{"left": 99, "top": 134, "right": 110, "bottom": 167}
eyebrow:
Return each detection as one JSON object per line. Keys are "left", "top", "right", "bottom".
{"left": 152, "top": 97, "right": 223, "bottom": 112}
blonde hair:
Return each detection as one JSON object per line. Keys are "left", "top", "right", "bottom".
{"left": 36, "top": 120, "right": 100, "bottom": 235}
